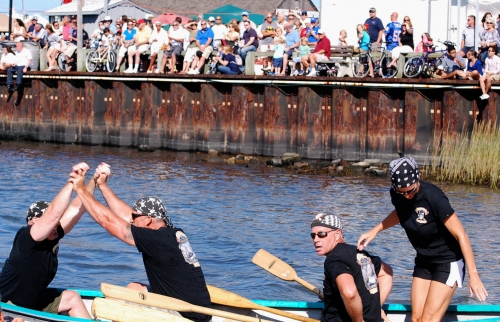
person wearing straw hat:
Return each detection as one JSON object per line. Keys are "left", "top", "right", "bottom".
{"left": 358, "top": 156, "right": 488, "bottom": 322}
{"left": 311, "top": 213, "right": 393, "bottom": 322}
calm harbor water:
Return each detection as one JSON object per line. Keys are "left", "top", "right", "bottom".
{"left": 0, "top": 141, "right": 498, "bottom": 305}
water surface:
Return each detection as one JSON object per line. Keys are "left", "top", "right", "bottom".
{"left": 0, "top": 141, "right": 498, "bottom": 305}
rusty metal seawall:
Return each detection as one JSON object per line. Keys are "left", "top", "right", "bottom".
{"left": 0, "top": 72, "right": 498, "bottom": 162}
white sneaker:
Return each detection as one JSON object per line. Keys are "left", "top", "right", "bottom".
{"left": 124, "top": 68, "right": 133, "bottom": 73}
{"left": 480, "top": 94, "right": 490, "bottom": 100}
{"left": 291, "top": 70, "right": 298, "bottom": 76}
{"left": 191, "top": 69, "right": 200, "bottom": 74}
{"left": 132, "top": 68, "right": 139, "bottom": 73}
{"left": 147, "top": 70, "right": 153, "bottom": 73}
{"left": 187, "top": 69, "right": 195, "bottom": 74}
{"left": 307, "top": 69, "right": 317, "bottom": 77}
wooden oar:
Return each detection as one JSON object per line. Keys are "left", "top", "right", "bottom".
{"left": 92, "top": 297, "right": 191, "bottom": 322}
{"left": 101, "top": 283, "right": 270, "bottom": 322}
{"left": 207, "top": 285, "right": 319, "bottom": 322}
{"left": 252, "top": 249, "right": 321, "bottom": 296}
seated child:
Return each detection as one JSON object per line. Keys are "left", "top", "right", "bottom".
{"left": 291, "top": 37, "right": 311, "bottom": 76}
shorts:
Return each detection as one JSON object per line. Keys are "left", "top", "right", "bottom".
{"left": 36, "top": 288, "right": 63, "bottom": 313}
{"left": 490, "top": 74, "right": 500, "bottom": 81}
{"left": 118, "top": 45, "right": 129, "bottom": 57}
{"left": 50, "top": 44, "right": 61, "bottom": 50}
{"left": 197, "top": 46, "right": 214, "bottom": 59}
{"left": 284, "top": 49, "right": 294, "bottom": 57}
{"left": 150, "top": 42, "right": 164, "bottom": 54}
{"left": 184, "top": 47, "right": 198, "bottom": 63}
{"left": 293, "top": 56, "right": 303, "bottom": 63}
{"left": 165, "top": 45, "right": 183, "bottom": 58}
{"left": 315, "top": 53, "right": 330, "bottom": 63}
{"left": 64, "top": 44, "right": 77, "bottom": 57}
{"left": 460, "top": 46, "right": 474, "bottom": 54}
{"left": 129, "top": 44, "right": 150, "bottom": 54}
{"left": 273, "top": 57, "right": 283, "bottom": 67}
{"left": 413, "top": 258, "right": 465, "bottom": 287}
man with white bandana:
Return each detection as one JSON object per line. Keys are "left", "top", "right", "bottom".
{"left": 358, "top": 156, "right": 488, "bottom": 322}
{"left": 0, "top": 163, "right": 93, "bottom": 319}
{"left": 69, "top": 162, "right": 211, "bottom": 321}
{"left": 311, "top": 213, "right": 393, "bottom": 322}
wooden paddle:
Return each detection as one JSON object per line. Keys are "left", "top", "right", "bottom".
{"left": 100, "top": 283, "right": 270, "bottom": 322}
{"left": 207, "top": 284, "right": 320, "bottom": 322}
{"left": 92, "top": 297, "right": 191, "bottom": 322}
{"left": 252, "top": 249, "right": 322, "bottom": 296}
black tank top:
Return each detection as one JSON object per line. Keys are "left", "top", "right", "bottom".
{"left": 400, "top": 31, "right": 414, "bottom": 49}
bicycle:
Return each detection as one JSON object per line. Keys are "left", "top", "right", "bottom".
{"left": 85, "top": 37, "right": 116, "bottom": 73}
{"left": 352, "top": 42, "right": 397, "bottom": 78}
{"left": 403, "top": 40, "right": 455, "bottom": 78}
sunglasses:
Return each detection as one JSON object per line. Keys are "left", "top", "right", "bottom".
{"left": 131, "top": 213, "right": 147, "bottom": 220}
{"left": 404, "top": 19, "right": 410, "bottom": 21}
{"left": 369, "top": 10, "right": 375, "bottom": 13}
{"left": 310, "top": 230, "right": 336, "bottom": 239}
{"left": 216, "top": 18, "right": 221, "bottom": 20}
{"left": 395, "top": 183, "right": 419, "bottom": 196}
{"left": 486, "top": 22, "right": 494, "bottom": 24}
{"left": 172, "top": 24, "right": 179, "bottom": 26}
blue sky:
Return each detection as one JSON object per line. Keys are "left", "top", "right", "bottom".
{"left": 2, "top": 0, "right": 322, "bottom": 18}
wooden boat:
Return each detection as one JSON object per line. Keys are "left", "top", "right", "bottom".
{"left": 1, "top": 288, "right": 500, "bottom": 322}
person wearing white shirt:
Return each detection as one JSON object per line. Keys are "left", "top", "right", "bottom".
{"left": 210, "top": 16, "right": 228, "bottom": 48}
{"left": 238, "top": 12, "right": 256, "bottom": 38}
{"left": 0, "top": 46, "right": 17, "bottom": 71}
{"left": 7, "top": 42, "right": 32, "bottom": 92}
{"left": 479, "top": 45, "right": 500, "bottom": 100}
{"left": 147, "top": 21, "right": 169, "bottom": 73}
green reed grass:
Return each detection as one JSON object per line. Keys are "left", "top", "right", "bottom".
{"left": 427, "top": 121, "right": 500, "bottom": 188}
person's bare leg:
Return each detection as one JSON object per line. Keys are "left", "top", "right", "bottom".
{"left": 368, "top": 59, "right": 374, "bottom": 77}
{"left": 301, "top": 55, "right": 309, "bottom": 70}
{"left": 485, "top": 76, "right": 493, "bottom": 93}
{"left": 160, "top": 54, "right": 168, "bottom": 73}
{"left": 127, "top": 282, "right": 149, "bottom": 292}
{"left": 57, "top": 290, "right": 91, "bottom": 318}
{"left": 134, "top": 52, "right": 141, "bottom": 71}
{"left": 310, "top": 54, "right": 317, "bottom": 68}
{"left": 190, "top": 57, "right": 199, "bottom": 70}
{"left": 282, "top": 54, "right": 288, "bottom": 75}
{"left": 480, "top": 76, "right": 487, "bottom": 94}
{"left": 419, "top": 280, "right": 457, "bottom": 322}
{"left": 127, "top": 51, "right": 135, "bottom": 69}
{"left": 148, "top": 53, "right": 157, "bottom": 71}
{"left": 198, "top": 56, "right": 206, "bottom": 71}
{"left": 410, "top": 277, "right": 431, "bottom": 322}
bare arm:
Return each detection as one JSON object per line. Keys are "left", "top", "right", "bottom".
{"left": 336, "top": 274, "right": 364, "bottom": 322}
{"left": 70, "top": 169, "right": 135, "bottom": 246}
{"left": 30, "top": 162, "right": 89, "bottom": 241}
{"left": 358, "top": 209, "right": 400, "bottom": 251}
{"left": 444, "top": 213, "right": 488, "bottom": 301}
{"left": 376, "top": 29, "right": 384, "bottom": 43}
{"left": 60, "top": 177, "right": 97, "bottom": 234}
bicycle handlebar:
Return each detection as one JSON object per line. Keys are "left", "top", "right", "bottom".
{"left": 437, "top": 39, "right": 456, "bottom": 48}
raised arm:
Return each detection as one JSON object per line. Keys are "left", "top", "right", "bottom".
{"left": 357, "top": 209, "right": 399, "bottom": 251}
{"left": 60, "top": 175, "right": 97, "bottom": 235}
{"left": 70, "top": 167, "right": 135, "bottom": 246}
{"left": 30, "top": 162, "right": 89, "bottom": 241}
{"left": 443, "top": 213, "right": 488, "bottom": 301}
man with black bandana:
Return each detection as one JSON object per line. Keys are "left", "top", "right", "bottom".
{"left": 311, "top": 213, "right": 393, "bottom": 322}
{"left": 0, "top": 163, "right": 93, "bottom": 318}
{"left": 69, "top": 162, "right": 211, "bottom": 322}
{"left": 358, "top": 156, "right": 488, "bottom": 322}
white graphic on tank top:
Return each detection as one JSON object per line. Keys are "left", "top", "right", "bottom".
{"left": 356, "top": 253, "right": 378, "bottom": 294}
{"left": 176, "top": 231, "right": 200, "bottom": 267}
{"left": 415, "top": 207, "right": 429, "bottom": 224}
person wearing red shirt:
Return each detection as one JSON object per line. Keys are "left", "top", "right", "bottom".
{"left": 302, "top": 28, "right": 330, "bottom": 76}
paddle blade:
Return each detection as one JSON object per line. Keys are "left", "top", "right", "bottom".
{"left": 252, "top": 249, "right": 298, "bottom": 281}
{"left": 92, "top": 297, "right": 191, "bottom": 322}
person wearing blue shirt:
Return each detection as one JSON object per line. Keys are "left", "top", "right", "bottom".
{"left": 188, "top": 20, "right": 214, "bottom": 74}
{"left": 385, "top": 12, "right": 401, "bottom": 51}
{"left": 282, "top": 23, "right": 300, "bottom": 75}
{"left": 465, "top": 50, "right": 483, "bottom": 80}
{"left": 306, "top": 18, "right": 320, "bottom": 44}
{"left": 364, "top": 7, "right": 384, "bottom": 44}
{"left": 116, "top": 21, "right": 137, "bottom": 71}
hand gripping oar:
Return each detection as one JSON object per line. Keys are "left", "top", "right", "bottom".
{"left": 252, "top": 249, "right": 322, "bottom": 296}
{"left": 207, "top": 285, "right": 320, "bottom": 322}
{"left": 100, "top": 282, "right": 270, "bottom": 322}
{"left": 92, "top": 297, "right": 192, "bottom": 322}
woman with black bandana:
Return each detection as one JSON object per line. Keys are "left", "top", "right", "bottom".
{"left": 357, "top": 156, "right": 487, "bottom": 322}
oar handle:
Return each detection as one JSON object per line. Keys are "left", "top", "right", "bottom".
{"left": 295, "top": 276, "right": 321, "bottom": 295}
{"left": 258, "top": 305, "right": 320, "bottom": 322}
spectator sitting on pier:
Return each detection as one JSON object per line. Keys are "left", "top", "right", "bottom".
{"left": 0, "top": 46, "right": 17, "bottom": 72}
{"left": 478, "top": 17, "right": 500, "bottom": 64}
{"left": 215, "top": 45, "right": 239, "bottom": 74}
{"left": 98, "top": 28, "right": 111, "bottom": 55}
{"left": 479, "top": 46, "right": 500, "bottom": 100}
{"left": 187, "top": 20, "right": 214, "bottom": 74}
{"left": 211, "top": 16, "right": 228, "bottom": 49}
{"left": 7, "top": 42, "right": 32, "bottom": 92}
{"left": 64, "top": 21, "right": 89, "bottom": 71}
{"left": 291, "top": 37, "right": 310, "bottom": 76}
{"left": 115, "top": 20, "right": 136, "bottom": 71}
{"left": 299, "top": 10, "right": 311, "bottom": 29}
{"left": 147, "top": 21, "right": 169, "bottom": 73}
{"left": 276, "top": 13, "right": 286, "bottom": 31}
{"left": 364, "top": 7, "right": 384, "bottom": 45}
{"left": 386, "top": 23, "right": 414, "bottom": 68}
{"left": 103, "top": 16, "right": 117, "bottom": 36}
{"left": 415, "top": 33, "right": 434, "bottom": 52}
{"left": 305, "top": 18, "right": 320, "bottom": 45}
{"left": 302, "top": 28, "right": 330, "bottom": 77}
{"left": 385, "top": 12, "right": 401, "bottom": 51}
{"left": 458, "top": 15, "right": 478, "bottom": 58}
{"left": 30, "top": 23, "right": 47, "bottom": 48}
{"left": 238, "top": 12, "right": 256, "bottom": 38}
{"left": 44, "top": 24, "right": 62, "bottom": 71}
{"left": 338, "top": 30, "right": 348, "bottom": 46}
{"left": 465, "top": 50, "right": 482, "bottom": 80}
{"left": 124, "top": 19, "right": 151, "bottom": 73}
{"left": 11, "top": 19, "right": 27, "bottom": 41}
{"left": 238, "top": 20, "right": 259, "bottom": 68}
{"left": 26, "top": 16, "right": 38, "bottom": 37}
{"left": 224, "top": 22, "right": 240, "bottom": 53}
{"left": 282, "top": 23, "right": 300, "bottom": 76}
{"left": 180, "top": 21, "right": 199, "bottom": 74}
{"left": 434, "top": 46, "right": 465, "bottom": 79}
{"left": 258, "top": 12, "right": 277, "bottom": 52}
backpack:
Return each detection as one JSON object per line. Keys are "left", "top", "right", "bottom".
{"left": 234, "top": 54, "right": 243, "bottom": 66}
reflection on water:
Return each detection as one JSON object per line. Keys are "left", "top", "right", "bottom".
{"left": 0, "top": 141, "right": 499, "bottom": 304}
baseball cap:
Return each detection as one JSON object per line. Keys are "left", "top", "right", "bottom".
{"left": 311, "top": 213, "right": 342, "bottom": 230}
{"left": 208, "top": 16, "right": 215, "bottom": 22}
{"left": 26, "top": 201, "right": 50, "bottom": 223}
{"left": 241, "top": 11, "right": 249, "bottom": 16}
{"left": 369, "top": 7, "right": 376, "bottom": 12}
{"left": 104, "top": 15, "right": 112, "bottom": 21}
{"left": 311, "top": 17, "right": 317, "bottom": 23}
{"left": 317, "top": 28, "right": 324, "bottom": 34}
{"left": 301, "top": 10, "right": 307, "bottom": 15}
{"left": 32, "top": 16, "right": 38, "bottom": 21}
{"left": 132, "top": 196, "right": 173, "bottom": 228}
{"left": 137, "top": 18, "right": 146, "bottom": 25}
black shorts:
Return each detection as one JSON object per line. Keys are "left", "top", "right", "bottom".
{"left": 413, "top": 258, "right": 465, "bottom": 287}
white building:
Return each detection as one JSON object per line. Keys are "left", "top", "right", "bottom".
{"left": 320, "top": 0, "right": 500, "bottom": 50}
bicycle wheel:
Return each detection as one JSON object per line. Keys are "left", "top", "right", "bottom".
{"left": 106, "top": 50, "right": 116, "bottom": 73}
{"left": 381, "top": 56, "right": 397, "bottom": 78}
{"left": 86, "top": 50, "right": 98, "bottom": 72}
{"left": 352, "top": 53, "right": 370, "bottom": 77}
{"left": 57, "top": 53, "right": 66, "bottom": 71}
{"left": 403, "top": 57, "right": 424, "bottom": 78}
{"left": 428, "top": 58, "right": 444, "bottom": 78}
